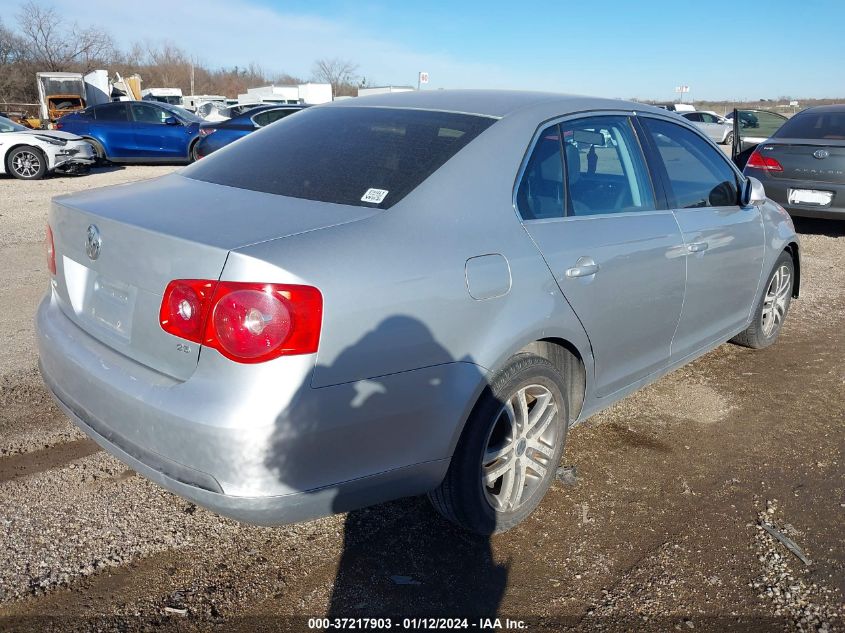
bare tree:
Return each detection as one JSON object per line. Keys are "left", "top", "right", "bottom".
{"left": 0, "top": 17, "right": 36, "bottom": 103}
{"left": 311, "top": 57, "right": 359, "bottom": 97}
{"left": 16, "top": 1, "right": 114, "bottom": 72}
{"left": 0, "top": 4, "right": 367, "bottom": 104}
{"left": 273, "top": 72, "right": 307, "bottom": 86}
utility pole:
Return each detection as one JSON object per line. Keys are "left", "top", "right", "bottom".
{"left": 190, "top": 60, "right": 195, "bottom": 97}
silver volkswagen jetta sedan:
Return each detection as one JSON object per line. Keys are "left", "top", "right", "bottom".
{"left": 37, "top": 91, "right": 800, "bottom": 534}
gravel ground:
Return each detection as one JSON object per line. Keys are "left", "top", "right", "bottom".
{"left": 0, "top": 167, "right": 842, "bottom": 632}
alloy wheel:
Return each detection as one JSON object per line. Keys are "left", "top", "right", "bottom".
{"left": 761, "top": 264, "right": 791, "bottom": 337}
{"left": 12, "top": 151, "right": 41, "bottom": 178}
{"left": 481, "top": 384, "right": 559, "bottom": 512}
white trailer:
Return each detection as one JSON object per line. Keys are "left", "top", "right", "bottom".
{"left": 141, "top": 88, "right": 183, "bottom": 106}
{"left": 238, "top": 83, "right": 332, "bottom": 105}
{"left": 357, "top": 86, "right": 415, "bottom": 97}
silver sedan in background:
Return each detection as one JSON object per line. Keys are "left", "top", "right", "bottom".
{"left": 36, "top": 91, "right": 800, "bottom": 534}
{"left": 680, "top": 110, "right": 734, "bottom": 144}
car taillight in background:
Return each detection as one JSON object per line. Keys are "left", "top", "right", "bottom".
{"left": 746, "top": 149, "right": 783, "bottom": 172}
{"left": 46, "top": 224, "right": 56, "bottom": 275}
{"left": 160, "top": 280, "right": 322, "bottom": 363}
{"left": 54, "top": 122, "right": 63, "bottom": 130}
{"left": 198, "top": 128, "right": 217, "bottom": 137}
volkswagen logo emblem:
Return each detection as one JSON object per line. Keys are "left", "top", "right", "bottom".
{"left": 813, "top": 149, "right": 829, "bottom": 159}
{"left": 85, "top": 224, "right": 101, "bottom": 261}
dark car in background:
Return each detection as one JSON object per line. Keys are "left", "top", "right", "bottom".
{"left": 195, "top": 104, "right": 307, "bottom": 158}
{"left": 56, "top": 101, "right": 203, "bottom": 163}
{"left": 742, "top": 105, "right": 845, "bottom": 220}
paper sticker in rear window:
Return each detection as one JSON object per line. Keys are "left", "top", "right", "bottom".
{"left": 361, "top": 188, "right": 388, "bottom": 204}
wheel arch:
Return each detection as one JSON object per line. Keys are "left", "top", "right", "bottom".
{"left": 784, "top": 241, "right": 800, "bottom": 298}
{"left": 457, "top": 333, "right": 589, "bottom": 445}
{"left": 516, "top": 338, "right": 586, "bottom": 424}
{"left": 80, "top": 135, "right": 108, "bottom": 159}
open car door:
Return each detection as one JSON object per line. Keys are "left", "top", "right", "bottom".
{"left": 731, "top": 109, "right": 789, "bottom": 169}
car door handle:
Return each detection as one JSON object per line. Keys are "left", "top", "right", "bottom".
{"left": 687, "top": 242, "right": 709, "bottom": 253}
{"left": 565, "top": 257, "right": 599, "bottom": 278}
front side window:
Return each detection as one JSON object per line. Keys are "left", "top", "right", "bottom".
{"left": 700, "top": 113, "right": 719, "bottom": 124}
{"left": 642, "top": 118, "right": 739, "bottom": 208}
{"left": 516, "top": 125, "right": 564, "bottom": 220}
{"left": 94, "top": 103, "right": 129, "bottom": 122}
{"left": 131, "top": 103, "right": 167, "bottom": 124}
{"left": 561, "top": 116, "right": 655, "bottom": 216}
{"left": 683, "top": 113, "right": 703, "bottom": 122}
{"left": 184, "top": 107, "right": 495, "bottom": 209}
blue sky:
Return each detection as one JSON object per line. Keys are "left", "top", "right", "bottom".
{"left": 45, "top": 0, "right": 845, "bottom": 99}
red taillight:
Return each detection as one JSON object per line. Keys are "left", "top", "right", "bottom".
{"left": 54, "top": 122, "right": 63, "bottom": 130}
{"left": 198, "top": 128, "right": 217, "bottom": 137}
{"left": 160, "top": 279, "right": 216, "bottom": 343}
{"left": 159, "top": 280, "right": 322, "bottom": 363}
{"left": 746, "top": 149, "right": 783, "bottom": 172}
{"left": 46, "top": 224, "right": 56, "bottom": 275}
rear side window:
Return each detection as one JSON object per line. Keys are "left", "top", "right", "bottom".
{"left": 516, "top": 126, "right": 564, "bottom": 220}
{"left": 642, "top": 118, "right": 739, "bottom": 208}
{"left": 252, "top": 109, "right": 298, "bottom": 127}
{"left": 561, "top": 116, "right": 655, "bottom": 216}
{"left": 774, "top": 110, "right": 845, "bottom": 140}
{"left": 94, "top": 103, "right": 129, "bottom": 122}
{"left": 184, "top": 107, "right": 495, "bottom": 209}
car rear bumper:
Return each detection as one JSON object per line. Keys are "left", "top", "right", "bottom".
{"left": 42, "top": 375, "right": 448, "bottom": 524}
{"left": 36, "top": 293, "right": 479, "bottom": 524}
{"left": 755, "top": 174, "right": 845, "bottom": 219}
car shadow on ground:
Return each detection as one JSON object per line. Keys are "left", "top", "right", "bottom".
{"left": 264, "top": 316, "right": 509, "bottom": 621}
{"left": 793, "top": 217, "right": 845, "bottom": 238}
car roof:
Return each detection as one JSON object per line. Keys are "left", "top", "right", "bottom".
{"left": 324, "top": 89, "right": 664, "bottom": 119}
{"left": 798, "top": 104, "right": 845, "bottom": 114}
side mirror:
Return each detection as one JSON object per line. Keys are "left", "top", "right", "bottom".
{"left": 164, "top": 116, "right": 179, "bottom": 126}
{"left": 741, "top": 177, "right": 766, "bottom": 206}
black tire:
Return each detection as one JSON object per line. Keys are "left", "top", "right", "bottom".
{"left": 83, "top": 138, "right": 107, "bottom": 165}
{"left": 429, "top": 353, "right": 569, "bottom": 534}
{"left": 189, "top": 140, "right": 200, "bottom": 162}
{"left": 731, "top": 251, "right": 794, "bottom": 349}
{"left": 723, "top": 131, "right": 734, "bottom": 146}
{"left": 6, "top": 146, "right": 48, "bottom": 180}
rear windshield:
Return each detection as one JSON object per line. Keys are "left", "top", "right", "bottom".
{"left": 183, "top": 106, "right": 496, "bottom": 209}
{"left": 774, "top": 110, "right": 845, "bottom": 140}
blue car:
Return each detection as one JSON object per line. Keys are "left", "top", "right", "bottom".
{"left": 57, "top": 101, "right": 203, "bottom": 163}
{"left": 195, "top": 104, "right": 307, "bottom": 158}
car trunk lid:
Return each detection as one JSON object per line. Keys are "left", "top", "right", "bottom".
{"left": 757, "top": 140, "right": 845, "bottom": 183}
{"left": 49, "top": 173, "right": 378, "bottom": 380}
